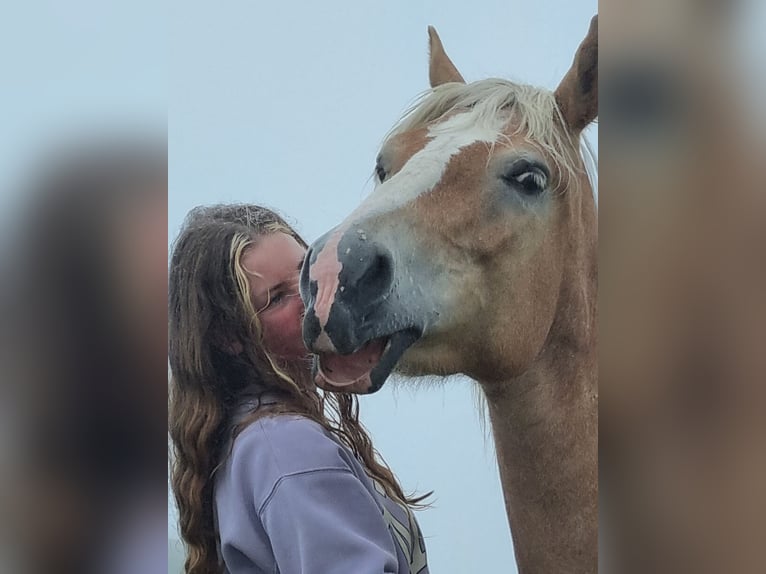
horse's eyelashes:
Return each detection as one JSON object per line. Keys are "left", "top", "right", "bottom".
{"left": 518, "top": 172, "right": 547, "bottom": 192}
{"left": 502, "top": 163, "right": 548, "bottom": 196}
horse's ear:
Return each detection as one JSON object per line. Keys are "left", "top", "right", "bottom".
{"left": 554, "top": 15, "right": 598, "bottom": 133}
{"left": 428, "top": 26, "right": 465, "bottom": 87}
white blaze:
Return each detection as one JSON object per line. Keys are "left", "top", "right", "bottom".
{"left": 352, "top": 112, "right": 505, "bottom": 219}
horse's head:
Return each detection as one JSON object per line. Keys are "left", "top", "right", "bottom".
{"left": 301, "top": 17, "right": 598, "bottom": 393}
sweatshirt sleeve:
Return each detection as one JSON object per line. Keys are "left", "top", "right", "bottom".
{"left": 259, "top": 468, "right": 399, "bottom": 574}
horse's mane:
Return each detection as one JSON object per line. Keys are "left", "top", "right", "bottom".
{"left": 387, "top": 78, "right": 596, "bottom": 194}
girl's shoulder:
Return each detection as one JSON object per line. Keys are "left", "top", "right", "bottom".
{"left": 223, "top": 414, "right": 361, "bottom": 490}
{"left": 216, "top": 414, "right": 367, "bottom": 517}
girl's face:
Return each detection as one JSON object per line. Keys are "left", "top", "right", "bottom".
{"left": 242, "top": 233, "right": 307, "bottom": 361}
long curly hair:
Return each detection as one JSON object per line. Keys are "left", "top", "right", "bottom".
{"left": 169, "top": 204, "right": 427, "bottom": 574}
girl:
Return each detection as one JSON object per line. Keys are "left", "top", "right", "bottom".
{"left": 169, "top": 204, "right": 429, "bottom": 574}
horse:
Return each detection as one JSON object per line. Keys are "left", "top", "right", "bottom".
{"left": 300, "top": 17, "right": 598, "bottom": 573}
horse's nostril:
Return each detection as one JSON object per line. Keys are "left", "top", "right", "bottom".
{"left": 358, "top": 253, "right": 393, "bottom": 292}
{"left": 302, "top": 307, "right": 321, "bottom": 349}
{"left": 353, "top": 250, "right": 394, "bottom": 306}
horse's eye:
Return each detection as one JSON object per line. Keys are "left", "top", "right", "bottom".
{"left": 375, "top": 161, "right": 388, "bottom": 183}
{"left": 502, "top": 161, "right": 549, "bottom": 195}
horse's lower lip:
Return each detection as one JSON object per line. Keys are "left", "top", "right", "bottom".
{"left": 367, "top": 328, "right": 421, "bottom": 393}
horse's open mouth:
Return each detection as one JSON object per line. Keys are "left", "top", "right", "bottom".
{"left": 315, "top": 329, "right": 420, "bottom": 393}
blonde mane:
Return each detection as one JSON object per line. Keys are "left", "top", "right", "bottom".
{"left": 387, "top": 78, "right": 596, "bottom": 193}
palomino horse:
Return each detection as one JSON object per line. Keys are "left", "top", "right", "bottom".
{"left": 301, "top": 17, "right": 598, "bottom": 573}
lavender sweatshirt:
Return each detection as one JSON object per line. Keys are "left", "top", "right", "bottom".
{"left": 214, "top": 414, "right": 429, "bottom": 574}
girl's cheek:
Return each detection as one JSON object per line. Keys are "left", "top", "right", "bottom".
{"left": 262, "top": 301, "right": 304, "bottom": 356}
{"left": 278, "top": 299, "right": 302, "bottom": 327}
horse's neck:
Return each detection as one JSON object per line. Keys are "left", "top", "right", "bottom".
{"left": 485, "top": 201, "right": 597, "bottom": 573}
{"left": 483, "top": 330, "right": 597, "bottom": 572}
{"left": 484, "top": 349, "right": 597, "bottom": 573}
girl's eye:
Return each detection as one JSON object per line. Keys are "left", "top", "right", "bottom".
{"left": 267, "top": 292, "right": 285, "bottom": 308}
{"left": 260, "top": 277, "right": 301, "bottom": 312}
